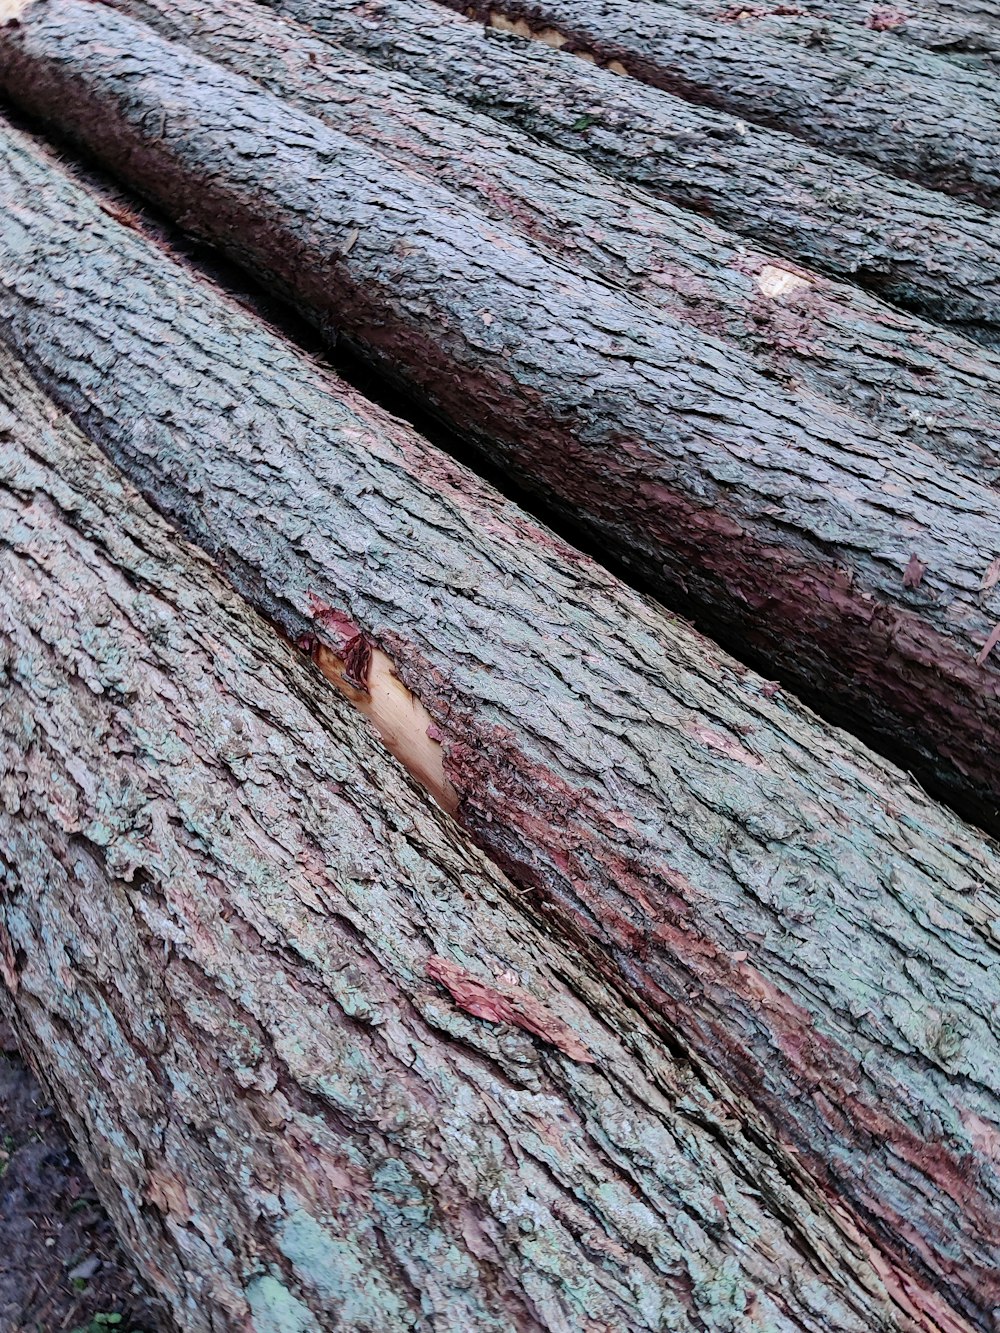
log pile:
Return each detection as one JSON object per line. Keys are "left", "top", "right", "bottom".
{"left": 4, "top": 0, "right": 1000, "bottom": 828}
{"left": 0, "top": 1, "right": 998, "bottom": 1329}
{"left": 259, "top": 0, "right": 1000, "bottom": 347}
{"left": 441, "top": 0, "right": 1000, "bottom": 208}
{"left": 105, "top": 0, "right": 1000, "bottom": 486}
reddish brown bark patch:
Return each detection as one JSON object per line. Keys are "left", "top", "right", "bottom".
{"left": 866, "top": 7, "right": 909, "bottom": 29}
{"left": 427, "top": 955, "right": 595, "bottom": 1062}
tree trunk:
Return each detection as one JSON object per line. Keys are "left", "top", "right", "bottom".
{"left": 2, "top": 2, "right": 1000, "bottom": 828}
{"left": 4, "top": 344, "right": 935, "bottom": 1333}
{"left": 258, "top": 0, "right": 1000, "bottom": 348}
{"left": 2, "top": 120, "right": 1000, "bottom": 1329}
{"left": 751, "top": 0, "right": 1000, "bottom": 69}
{"left": 111, "top": 0, "right": 1000, "bottom": 490}
{"left": 446, "top": 0, "right": 1000, "bottom": 209}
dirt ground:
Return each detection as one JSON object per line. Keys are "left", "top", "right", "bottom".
{"left": 0, "top": 1022, "right": 163, "bottom": 1333}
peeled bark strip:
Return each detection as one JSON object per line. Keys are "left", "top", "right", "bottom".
{"left": 2, "top": 4, "right": 1000, "bottom": 827}
{"left": 259, "top": 0, "right": 1000, "bottom": 350}
{"left": 113, "top": 0, "right": 1000, "bottom": 488}
{"left": 2, "top": 347, "right": 927, "bottom": 1333}
{"left": 448, "top": 0, "right": 1000, "bottom": 209}
{"left": 2, "top": 122, "right": 1000, "bottom": 1327}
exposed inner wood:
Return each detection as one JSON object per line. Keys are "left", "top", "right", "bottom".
{"left": 313, "top": 641, "right": 458, "bottom": 814}
{"left": 486, "top": 7, "right": 630, "bottom": 72}
{"left": 754, "top": 263, "right": 813, "bottom": 297}
{"left": 487, "top": 10, "right": 567, "bottom": 46}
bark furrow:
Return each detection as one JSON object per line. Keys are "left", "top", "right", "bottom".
{"left": 257, "top": 0, "right": 1000, "bottom": 347}
{"left": 1, "top": 2, "right": 999, "bottom": 829}
{"left": 1, "top": 120, "right": 1000, "bottom": 1326}
{"left": 445, "top": 0, "right": 1000, "bottom": 209}
{"left": 113, "top": 0, "right": 1000, "bottom": 490}
{"left": 2, "top": 344, "right": 924, "bottom": 1333}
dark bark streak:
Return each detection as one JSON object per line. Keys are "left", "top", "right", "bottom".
{"left": 1, "top": 117, "right": 999, "bottom": 1327}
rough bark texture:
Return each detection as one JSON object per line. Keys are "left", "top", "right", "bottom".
{"left": 3, "top": 345, "right": 932, "bottom": 1333}
{"left": 447, "top": 0, "right": 1000, "bottom": 209}
{"left": 111, "top": 0, "right": 1000, "bottom": 490}
{"left": 2, "top": 122, "right": 1000, "bottom": 1329}
{"left": 2, "top": 3, "right": 1000, "bottom": 828}
{"left": 755, "top": 0, "right": 1000, "bottom": 67}
{"left": 258, "top": 0, "right": 1000, "bottom": 348}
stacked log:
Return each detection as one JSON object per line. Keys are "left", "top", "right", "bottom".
{"left": 445, "top": 0, "right": 1000, "bottom": 207}
{"left": 755, "top": 0, "right": 1000, "bottom": 67}
{"left": 2, "top": 0, "right": 1000, "bottom": 1324}
{"left": 1, "top": 0, "right": 999, "bottom": 829}
{"left": 5, "top": 340, "right": 925, "bottom": 1333}
{"left": 258, "top": 0, "right": 1000, "bottom": 346}
{"left": 111, "top": 0, "right": 1000, "bottom": 489}
{"left": 1, "top": 121, "right": 1000, "bottom": 1327}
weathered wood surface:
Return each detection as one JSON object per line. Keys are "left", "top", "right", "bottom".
{"left": 2, "top": 2, "right": 1000, "bottom": 826}
{"left": 751, "top": 0, "right": 1000, "bottom": 67}
{"left": 2, "top": 123, "right": 1000, "bottom": 1326}
{"left": 3, "top": 346, "right": 931, "bottom": 1333}
{"left": 260, "top": 0, "right": 1000, "bottom": 346}
{"left": 110, "top": 0, "right": 1000, "bottom": 490}
{"left": 447, "top": 0, "right": 1000, "bottom": 209}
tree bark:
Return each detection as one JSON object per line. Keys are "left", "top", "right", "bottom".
{"left": 3, "top": 344, "right": 934, "bottom": 1333}
{"left": 258, "top": 0, "right": 1000, "bottom": 348}
{"left": 751, "top": 0, "right": 1000, "bottom": 69}
{"left": 2, "top": 2, "right": 1000, "bottom": 828}
{"left": 1, "top": 120, "right": 1000, "bottom": 1328}
{"left": 111, "top": 0, "right": 1000, "bottom": 491}
{"left": 445, "top": 0, "right": 1000, "bottom": 210}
